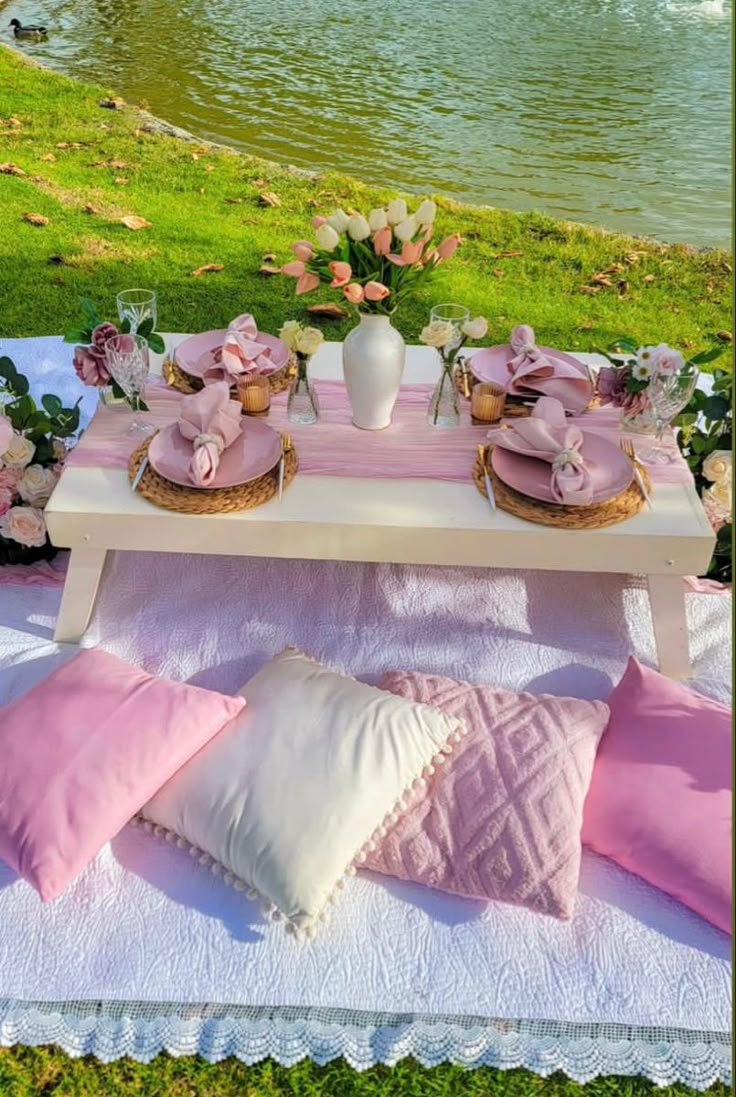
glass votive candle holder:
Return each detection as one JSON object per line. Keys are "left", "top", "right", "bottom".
{"left": 471, "top": 382, "right": 506, "bottom": 423}
{"left": 238, "top": 375, "right": 271, "bottom": 415}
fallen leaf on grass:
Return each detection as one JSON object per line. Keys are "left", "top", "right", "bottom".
{"left": 495, "top": 249, "right": 523, "bottom": 258}
{"left": 252, "top": 177, "right": 267, "bottom": 187}
{"left": 306, "top": 197, "right": 320, "bottom": 208}
{"left": 590, "top": 273, "right": 613, "bottom": 286}
{"left": 706, "top": 282, "right": 714, "bottom": 293}
{"left": 83, "top": 203, "right": 100, "bottom": 215}
{"left": 578, "top": 285, "right": 600, "bottom": 296}
{"left": 92, "top": 158, "right": 128, "bottom": 169}
{"left": 40, "top": 153, "right": 56, "bottom": 162}
{"left": 190, "top": 263, "right": 224, "bottom": 276}
{"left": 258, "top": 264, "right": 281, "bottom": 276}
{"left": 204, "top": 165, "right": 215, "bottom": 173}
{"left": 23, "top": 212, "right": 49, "bottom": 226}
{"left": 643, "top": 274, "right": 656, "bottom": 284}
{"left": 114, "top": 177, "right": 130, "bottom": 186}
{"left": 120, "top": 215, "right": 152, "bottom": 231}
{"left": 716, "top": 330, "right": 732, "bottom": 342}
{"left": 600, "top": 262, "right": 624, "bottom": 274}
{"left": 307, "top": 303, "right": 348, "bottom": 318}
{"left": 262, "top": 251, "right": 277, "bottom": 263}
{"left": 722, "top": 261, "right": 732, "bottom": 274}
{"left": 491, "top": 268, "right": 504, "bottom": 278}
{"left": 56, "top": 142, "right": 84, "bottom": 150}
{"left": 47, "top": 255, "right": 67, "bottom": 265}
{"left": 617, "top": 279, "right": 629, "bottom": 296}
{"left": 99, "top": 97, "right": 125, "bottom": 110}
{"left": 578, "top": 320, "right": 596, "bottom": 330}
{"left": 0, "top": 163, "right": 26, "bottom": 176}
{"left": 624, "top": 251, "right": 644, "bottom": 265}
{"left": 224, "top": 196, "right": 243, "bottom": 205}
{"left": 258, "top": 191, "right": 281, "bottom": 208}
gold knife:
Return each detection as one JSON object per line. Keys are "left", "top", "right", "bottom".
{"left": 477, "top": 443, "right": 496, "bottom": 511}
{"left": 131, "top": 456, "right": 148, "bottom": 493}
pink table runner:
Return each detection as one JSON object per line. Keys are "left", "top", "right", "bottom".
{"left": 66, "top": 378, "right": 692, "bottom": 485}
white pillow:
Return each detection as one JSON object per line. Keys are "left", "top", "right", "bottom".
{"left": 141, "top": 648, "right": 465, "bottom": 937}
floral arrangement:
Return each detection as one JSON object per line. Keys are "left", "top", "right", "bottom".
{"left": 63, "top": 298, "right": 164, "bottom": 408}
{"left": 420, "top": 315, "right": 488, "bottom": 423}
{"left": 281, "top": 199, "right": 461, "bottom": 314}
{"left": 0, "top": 356, "right": 81, "bottom": 565}
{"left": 278, "top": 321, "right": 324, "bottom": 362}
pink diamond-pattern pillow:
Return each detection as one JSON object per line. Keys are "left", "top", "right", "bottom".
{"left": 0, "top": 648, "right": 245, "bottom": 901}
{"left": 364, "top": 670, "right": 609, "bottom": 919}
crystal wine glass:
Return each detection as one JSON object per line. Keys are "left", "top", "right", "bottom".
{"left": 116, "top": 288, "right": 157, "bottom": 335}
{"left": 430, "top": 303, "right": 469, "bottom": 354}
{"left": 104, "top": 334, "right": 152, "bottom": 434}
{"left": 640, "top": 366, "right": 699, "bottom": 465}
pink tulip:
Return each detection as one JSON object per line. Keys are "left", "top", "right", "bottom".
{"left": 291, "top": 240, "right": 314, "bottom": 261}
{"left": 328, "top": 260, "right": 352, "bottom": 287}
{"left": 282, "top": 260, "right": 306, "bottom": 277}
{"left": 424, "top": 247, "right": 439, "bottom": 264}
{"left": 436, "top": 233, "right": 462, "bottom": 260}
{"left": 296, "top": 272, "right": 321, "bottom": 295}
{"left": 401, "top": 239, "right": 423, "bottom": 265}
{"left": 386, "top": 253, "right": 408, "bottom": 267}
{"left": 373, "top": 225, "right": 392, "bottom": 256}
{"left": 364, "top": 281, "right": 390, "bottom": 302}
{"left": 343, "top": 283, "right": 365, "bottom": 304}
{"left": 312, "top": 215, "right": 327, "bottom": 228}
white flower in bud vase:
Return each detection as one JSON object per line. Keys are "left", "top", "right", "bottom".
{"left": 295, "top": 327, "right": 324, "bottom": 357}
{"left": 702, "top": 449, "right": 732, "bottom": 486}
{"left": 315, "top": 223, "right": 340, "bottom": 252}
{"left": 17, "top": 463, "right": 58, "bottom": 508}
{"left": 326, "top": 209, "right": 350, "bottom": 234}
{"left": 394, "top": 216, "right": 418, "bottom": 243}
{"left": 387, "top": 198, "right": 408, "bottom": 225}
{"left": 2, "top": 432, "right": 36, "bottom": 470}
{"left": 0, "top": 505, "right": 47, "bottom": 547}
{"left": 368, "top": 207, "right": 388, "bottom": 231}
{"left": 347, "top": 214, "right": 371, "bottom": 241}
{"left": 279, "top": 320, "right": 302, "bottom": 352}
{"left": 420, "top": 320, "right": 456, "bottom": 349}
{"left": 462, "top": 316, "right": 488, "bottom": 340}
{"left": 414, "top": 199, "right": 437, "bottom": 225}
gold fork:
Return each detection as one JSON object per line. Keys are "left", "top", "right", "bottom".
{"left": 620, "top": 437, "right": 652, "bottom": 509}
{"left": 278, "top": 432, "right": 292, "bottom": 502}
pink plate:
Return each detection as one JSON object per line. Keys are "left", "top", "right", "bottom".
{"left": 491, "top": 431, "right": 633, "bottom": 506}
{"left": 175, "top": 329, "right": 290, "bottom": 380}
{"left": 148, "top": 418, "right": 282, "bottom": 489}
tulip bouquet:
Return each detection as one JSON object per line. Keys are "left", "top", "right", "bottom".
{"left": 64, "top": 298, "right": 164, "bottom": 408}
{"left": 0, "top": 356, "right": 80, "bottom": 565}
{"left": 281, "top": 198, "right": 461, "bottom": 315}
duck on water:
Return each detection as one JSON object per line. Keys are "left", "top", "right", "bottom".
{"left": 9, "top": 19, "right": 48, "bottom": 38}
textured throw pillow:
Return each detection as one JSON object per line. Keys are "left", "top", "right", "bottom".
{"left": 142, "top": 648, "right": 464, "bottom": 937}
{"left": 364, "top": 670, "right": 609, "bottom": 920}
{"left": 582, "top": 657, "right": 732, "bottom": 934}
{"left": 0, "top": 648, "right": 246, "bottom": 901}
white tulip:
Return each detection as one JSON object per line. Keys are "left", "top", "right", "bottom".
{"left": 296, "top": 327, "right": 324, "bottom": 357}
{"left": 414, "top": 199, "right": 437, "bottom": 225}
{"left": 368, "top": 207, "right": 388, "bottom": 231}
{"left": 347, "top": 214, "right": 371, "bottom": 241}
{"left": 394, "top": 216, "right": 418, "bottom": 243}
{"left": 461, "top": 316, "right": 488, "bottom": 340}
{"left": 315, "top": 223, "right": 340, "bottom": 252}
{"left": 387, "top": 198, "right": 408, "bottom": 226}
{"left": 326, "top": 209, "right": 350, "bottom": 234}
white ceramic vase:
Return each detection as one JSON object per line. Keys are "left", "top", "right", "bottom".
{"left": 341, "top": 313, "right": 405, "bottom": 430}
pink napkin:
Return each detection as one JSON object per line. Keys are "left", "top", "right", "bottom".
{"left": 176, "top": 381, "right": 243, "bottom": 486}
{"left": 488, "top": 396, "right": 593, "bottom": 505}
{"left": 201, "top": 314, "right": 276, "bottom": 383}
{"left": 505, "top": 325, "right": 591, "bottom": 413}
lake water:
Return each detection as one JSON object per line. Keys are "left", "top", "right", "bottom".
{"left": 4, "top": 0, "right": 731, "bottom": 246}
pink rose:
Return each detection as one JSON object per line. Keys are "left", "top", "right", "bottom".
{"left": 0, "top": 505, "right": 47, "bottom": 547}
{"left": 91, "top": 322, "right": 119, "bottom": 351}
{"left": 343, "top": 283, "right": 365, "bottom": 304}
{"left": 73, "top": 344, "right": 110, "bottom": 387}
{"left": 0, "top": 487, "right": 13, "bottom": 517}
{"left": 364, "top": 281, "right": 390, "bottom": 302}
{"left": 0, "top": 466, "right": 19, "bottom": 492}
{"left": 328, "top": 261, "right": 352, "bottom": 288}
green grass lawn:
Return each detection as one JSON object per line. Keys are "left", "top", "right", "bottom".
{"left": 0, "top": 42, "right": 731, "bottom": 1097}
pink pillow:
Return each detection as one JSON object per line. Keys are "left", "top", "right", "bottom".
{"left": 0, "top": 648, "right": 245, "bottom": 900}
{"left": 365, "top": 670, "right": 609, "bottom": 919}
{"left": 582, "top": 657, "right": 732, "bottom": 934}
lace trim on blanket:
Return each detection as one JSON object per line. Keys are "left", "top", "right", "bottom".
{"left": 0, "top": 999, "right": 730, "bottom": 1090}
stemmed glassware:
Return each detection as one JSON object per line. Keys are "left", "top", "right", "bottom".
{"left": 104, "top": 334, "right": 152, "bottom": 434}
{"left": 427, "top": 304, "right": 469, "bottom": 427}
{"left": 430, "top": 304, "right": 469, "bottom": 351}
{"left": 640, "top": 366, "right": 699, "bottom": 464}
{"left": 116, "top": 289, "right": 157, "bottom": 335}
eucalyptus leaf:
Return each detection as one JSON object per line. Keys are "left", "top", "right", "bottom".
{"left": 137, "top": 317, "right": 154, "bottom": 338}
{"left": 42, "top": 394, "right": 63, "bottom": 416}
{"left": 689, "top": 345, "right": 726, "bottom": 365}
{"left": 146, "top": 332, "right": 165, "bottom": 354}
{"left": 0, "top": 357, "right": 18, "bottom": 383}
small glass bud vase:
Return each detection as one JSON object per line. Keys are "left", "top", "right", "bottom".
{"left": 287, "top": 353, "right": 320, "bottom": 425}
{"left": 428, "top": 360, "right": 460, "bottom": 427}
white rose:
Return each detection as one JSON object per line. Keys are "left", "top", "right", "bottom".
{"left": 414, "top": 199, "right": 437, "bottom": 225}
{"left": 462, "top": 316, "right": 488, "bottom": 340}
{"left": 347, "top": 214, "right": 371, "bottom": 242}
{"left": 295, "top": 327, "right": 324, "bottom": 357}
{"left": 702, "top": 449, "right": 732, "bottom": 485}
{"left": 394, "top": 216, "right": 418, "bottom": 243}
{"left": 17, "top": 463, "right": 58, "bottom": 507}
{"left": 279, "top": 319, "right": 302, "bottom": 352}
{"left": 368, "top": 207, "right": 388, "bottom": 231}
{"left": 315, "top": 223, "right": 340, "bottom": 252}
{"left": 2, "top": 432, "right": 36, "bottom": 470}
{"left": 420, "top": 320, "right": 456, "bottom": 349}
{"left": 326, "top": 209, "right": 350, "bottom": 234}
{"left": 0, "top": 505, "right": 47, "bottom": 547}
{"left": 387, "top": 198, "right": 408, "bottom": 226}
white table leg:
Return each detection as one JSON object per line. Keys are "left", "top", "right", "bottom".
{"left": 54, "top": 547, "right": 107, "bottom": 643}
{"left": 647, "top": 574, "right": 691, "bottom": 679}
